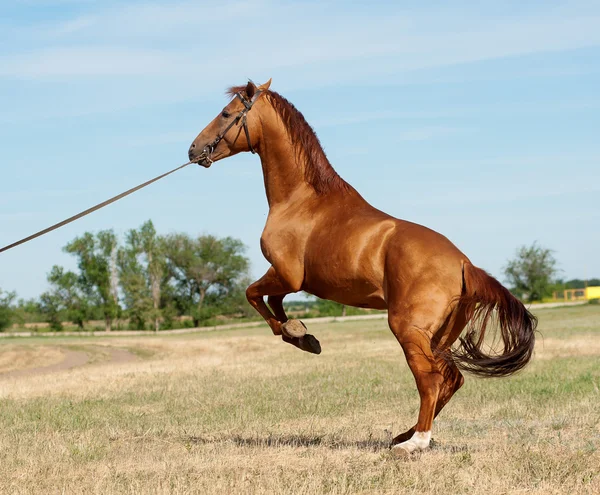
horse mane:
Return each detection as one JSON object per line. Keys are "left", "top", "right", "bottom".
{"left": 227, "top": 86, "right": 350, "bottom": 195}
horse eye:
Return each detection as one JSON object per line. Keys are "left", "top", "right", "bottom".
{"left": 222, "top": 111, "right": 231, "bottom": 118}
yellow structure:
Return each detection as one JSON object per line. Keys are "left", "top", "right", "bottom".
{"left": 556, "top": 286, "right": 600, "bottom": 301}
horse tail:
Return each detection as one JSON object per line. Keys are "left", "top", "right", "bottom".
{"left": 450, "top": 262, "right": 537, "bottom": 377}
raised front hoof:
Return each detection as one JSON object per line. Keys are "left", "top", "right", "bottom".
{"left": 282, "top": 319, "right": 307, "bottom": 338}
{"left": 299, "top": 334, "right": 321, "bottom": 354}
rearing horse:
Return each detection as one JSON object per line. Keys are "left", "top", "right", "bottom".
{"left": 188, "top": 79, "right": 536, "bottom": 455}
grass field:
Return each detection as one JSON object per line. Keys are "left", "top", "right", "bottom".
{"left": 1, "top": 305, "right": 599, "bottom": 494}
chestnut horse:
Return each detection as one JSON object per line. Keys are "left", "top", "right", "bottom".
{"left": 188, "top": 79, "right": 536, "bottom": 455}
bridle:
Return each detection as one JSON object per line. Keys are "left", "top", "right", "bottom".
{"left": 195, "top": 90, "right": 263, "bottom": 166}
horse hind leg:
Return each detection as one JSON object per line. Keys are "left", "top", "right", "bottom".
{"left": 391, "top": 305, "right": 467, "bottom": 445}
{"left": 392, "top": 357, "right": 464, "bottom": 445}
{"left": 387, "top": 315, "right": 442, "bottom": 455}
{"left": 429, "top": 304, "right": 468, "bottom": 423}
{"left": 386, "top": 293, "right": 467, "bottom": 456}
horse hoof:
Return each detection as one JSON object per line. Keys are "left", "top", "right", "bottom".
{"left": 299, "top": 334, "right": 321, "bottom": 354}
{"left": 390, "top": 431, "right": 431, "bottom": 458}
{"left": 282, "top": 319, "right": 307, "bottom": 338}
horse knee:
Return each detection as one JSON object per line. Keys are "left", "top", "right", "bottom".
{"left": 245, "top": 284, "right": 260, "bottom": 303}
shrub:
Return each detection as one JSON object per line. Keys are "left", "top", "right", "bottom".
{"left": 0, "top": 289, "right": 16, "bottom": 332}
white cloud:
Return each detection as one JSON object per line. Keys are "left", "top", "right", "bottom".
{"left": 0, "top": 1, "right": 598, "bottom": 125}
{"left": 397, "top": 126, "right": 469, "bottom": 142}
{"left": 2, "top": 2, "right": 600, "bottom": 82}
{"left": 0, "top": 47, "right": 186, "bottom": 77}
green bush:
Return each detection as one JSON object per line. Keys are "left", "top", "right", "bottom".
{"left": 589, "top": 298, "right": 599, "bottom": 305}
{"left": 0, "top": 289, "right": 16, "bottom": 332}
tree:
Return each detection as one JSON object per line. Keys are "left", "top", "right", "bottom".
{"left": 38, "top": 291, "right": 64, "bottom": 331}
{"left": 313, "top": 298, "right": 345, "bottom": 316}
{"left": 504, "top": 242, "right": 558, "bottom": 302}
{"left": 12, "top": 298, "right": 44, "bottom": 326}
{"left": 0, "top": 288, "right": 16, "bottom": 332}
{"left": 118, "top": 220, "right": 167, "bottom": 331}
{"left": 118, "top": 247, "right": 151, "bottom": 330}
{"left": 164, "top": 234, "right": 250, "bottom": 326}
{"left": 64, "top": 230, "right": 121, "bottom": 331}
{"left": 42, "top": 265, "right": 89, "bottom": 329}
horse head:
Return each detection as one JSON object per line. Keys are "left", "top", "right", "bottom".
{"left": 188, "top": 79, "right": 272, "bottom": 168}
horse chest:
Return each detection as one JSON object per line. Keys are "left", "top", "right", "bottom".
{"left": 259, "top": 220, "right": 305, "bottom": 265}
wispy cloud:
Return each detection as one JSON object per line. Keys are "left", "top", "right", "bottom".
{"left": 0, "top": 47, "right": 186, "bottom": 77}
{"left": 316, "top": 99, "right": 600, "bottom": 129}
{"left": 0, "top": 0, "right": 598, "bottom": 125}
{"left": 2, "top": 2, "right": 600, "bottom": 82}
{"left": 397, "top": 126, "right": 470, "bottom": 142}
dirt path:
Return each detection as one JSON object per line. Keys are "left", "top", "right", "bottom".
{"left": 0, "top": 346, "right": 137, "bottom": 379}
{"left": 103, "top": 347, "right": 137, "bottom": 365}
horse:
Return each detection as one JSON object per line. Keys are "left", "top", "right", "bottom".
{"left": 187, "top": 79, "right": 537, "bottom": 455}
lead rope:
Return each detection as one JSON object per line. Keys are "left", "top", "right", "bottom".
{"left": 0, "top": 160, "right": 193, "bottom": 254}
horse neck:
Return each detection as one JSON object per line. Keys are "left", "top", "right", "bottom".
{"left": 255, "top": 107, "right": 312, "bottom": 208}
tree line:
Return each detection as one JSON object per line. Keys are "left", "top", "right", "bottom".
{"left": 0, "top": 237, "right": 597, "bottom": 333}
{"left": 0, "top": 220, "right": 252, "bottom": 332}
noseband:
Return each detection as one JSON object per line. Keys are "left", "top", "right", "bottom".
{"left": 197, "top": 90, "right": 262, "bottom": 165}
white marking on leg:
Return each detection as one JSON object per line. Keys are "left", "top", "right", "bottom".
{"left": 392, "top": 430, "right": 431, "bottom": 454}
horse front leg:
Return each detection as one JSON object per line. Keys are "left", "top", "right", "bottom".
{"left": 245, "top": 267, "right": 321, "bottom": 354}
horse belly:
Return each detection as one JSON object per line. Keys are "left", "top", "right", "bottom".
{"left": 302, "top": 240, "right": 389, "bottom": 310}
{"left": 302, "top": 272, "right": 387, "bottom": 309}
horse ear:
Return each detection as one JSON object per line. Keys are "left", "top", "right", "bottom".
{"left": 245, "top": 80, "right": 258, "bottom": 99}
{"left": 258, "top": 78, "right": 272, "bottom": 92}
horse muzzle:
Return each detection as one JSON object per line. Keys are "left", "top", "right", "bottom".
{"left": 188, "top": 145, "right": 213, "bottom": 168}
{"left": 196, "top": 156, "right": 212, "bottom": 168}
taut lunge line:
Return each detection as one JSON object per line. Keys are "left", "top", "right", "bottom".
{"left": 0, "top": 161, "right": 193, "bottom": 254}
{"left": 188, "top": 79, "right": 537, "bottom": 456}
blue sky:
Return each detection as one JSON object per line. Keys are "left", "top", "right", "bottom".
{"left": 1, "top": 0, "right": 599, "bottom": 300}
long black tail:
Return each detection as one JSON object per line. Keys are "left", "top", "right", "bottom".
{"left": 450, "top": 263, "right": 537, "bottom": 377}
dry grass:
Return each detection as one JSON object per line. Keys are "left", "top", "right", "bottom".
{"left": 0, "top": 306, "right": 599, "bottom": 494}
{"left": 0, "top": 344, "right": 64, "bottom": 374}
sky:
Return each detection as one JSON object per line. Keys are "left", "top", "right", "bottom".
{"left": 1, "top": 0, "right": 599, "bottom": 300}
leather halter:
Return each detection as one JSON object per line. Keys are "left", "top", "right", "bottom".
{"left": 197, "top": 90, "right": 262, "bottom": 165}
